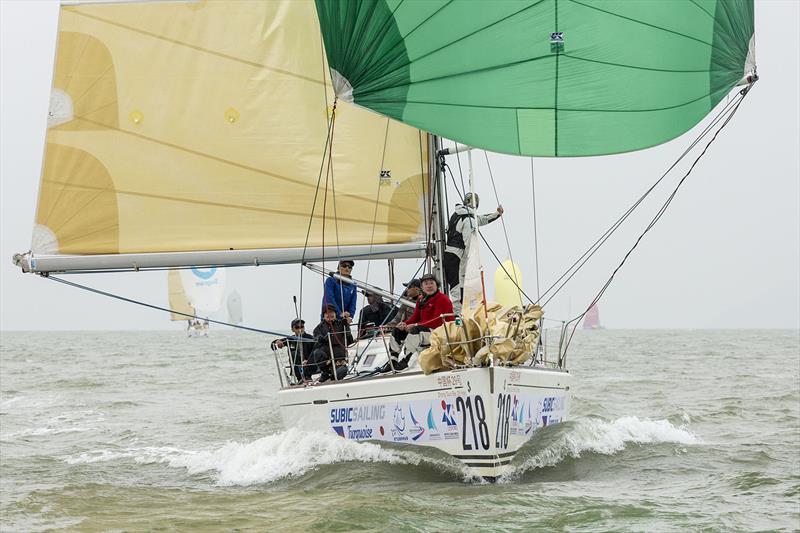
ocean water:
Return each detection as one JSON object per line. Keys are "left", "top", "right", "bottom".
{"left": 1, "top": 330, "right": 798, "bottom": 532}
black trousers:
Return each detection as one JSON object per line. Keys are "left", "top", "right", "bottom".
{"left": 443, "top": 251, "right": 460, "bottom": 292}
{"left": 309, "top": 348, "right": 347, "bottom": 381}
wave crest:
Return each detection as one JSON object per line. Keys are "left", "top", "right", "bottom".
{"left": 505, "top": 415, "right": 700, "bottom": 480}
{"left": 166, "top": 428, "right": 419, "bottom": 486}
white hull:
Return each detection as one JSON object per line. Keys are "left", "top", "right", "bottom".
{"left": 278, "top": 364, "right": 571, "bottom": 480}
{"left": 187, "top": 325, "right": 209, "bottom": 337}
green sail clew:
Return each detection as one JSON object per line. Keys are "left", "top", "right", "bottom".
{"left": 315, "top": 0, "right": 755, "bottom": 157}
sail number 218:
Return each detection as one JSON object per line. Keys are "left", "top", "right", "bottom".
{"left": 455, "top": 395, "right": 489, "bottom": 451}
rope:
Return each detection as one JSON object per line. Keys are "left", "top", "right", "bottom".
{"left": 537, "top": 89, "right": 746, "bottom": 308}
{"left": 362, "top": 118, "right": 392, "bottom": 309}
{"left": 44, "top": 274, "right": 314, "bottom": 341}
{"left": 483, "top": 150, "right": 522, "bottom": 306}
{"left": 561, "top": 84, "right": 753, "bottom": 359}
{"left": 298, "top": 99, "right": 337, "bottom": 318}
{"left": 453, "top": 143, "right": 467, "bottom": 196}
{"left": 478, "top": 232, "right": 536, "bottom": 305}
{"left": 530, "top": 158, "right": 542, "bottom": 301}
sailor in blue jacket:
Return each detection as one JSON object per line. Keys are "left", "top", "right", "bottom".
{"left": 322, "top": 259, "right": 357, "bottom": 321}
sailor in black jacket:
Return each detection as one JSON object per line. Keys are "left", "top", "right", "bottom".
{"left": 357, "top": 291, "right": 395, "bottom": 338}
{"left": 271, "top": 318, "right": 314, "bottom": 381}
{"left": 309, "top": 304, "right": 354, "bottom": 381}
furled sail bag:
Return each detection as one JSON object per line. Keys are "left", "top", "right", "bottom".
{"left": 419, "top": 303, "right": 543, "bottom": 374}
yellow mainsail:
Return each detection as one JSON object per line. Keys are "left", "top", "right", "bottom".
{"left": 33, "top": 0, "right": 428, "bottom": 263}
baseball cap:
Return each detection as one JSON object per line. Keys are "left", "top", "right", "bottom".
{"left": 419, "top": 273, "right": 439, "bottom": 286}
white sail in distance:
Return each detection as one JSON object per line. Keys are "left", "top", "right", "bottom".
{"left": 179, "top": 268, "right": 226, "bottom": 315}
{"left": 227, "top": 290, "right": 243, "bottom": 325}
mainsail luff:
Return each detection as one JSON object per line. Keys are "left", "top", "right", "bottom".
{"left": 23, "top": 0, "right": 430, "bottom": 273}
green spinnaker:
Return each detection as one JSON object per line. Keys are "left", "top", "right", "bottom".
{"left": 315, "top": 0, "right": 755, "bottom": 157}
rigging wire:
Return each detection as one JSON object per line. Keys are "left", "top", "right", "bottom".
{"left": 560, "top": 85, "right": 753, "bottom": 359}
{"left": 537, "top": 90, "right": 746, "bottom": 308}
{"left": 44, "top": 274, "right": 312, "bottom": 340}
{"left": 439, "top": 87, "right": 748, "bottom": 322}
{"left": 453, "top": 143, "right": 468, "bottom": 195}
{"left": 298, "top": 99, "right": 337, "bottom": 319}
{"left": 483, "top": 150, "right": 523, "bottom": 306}
{"left": 362, "top": 118, "right": 393, "bottom": 311}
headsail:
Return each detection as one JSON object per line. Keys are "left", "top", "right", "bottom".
{"left": 315, "top": 0, "right": 756, "bottom": 156}
{"left": 23, "top": 0, "right": 429, "bottom": 273}
{"left": 167, "top": 270, "right": 194, "bottom": 321}
{"left": 180, "top": 267, "right": 226, "bottom": 315}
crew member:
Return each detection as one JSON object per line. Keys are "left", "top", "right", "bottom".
{"left": 443, "top": 193, "right": 503, "bottom": 313}
{"left": 385, "top": 278, "right": 421, "bottom": 362}
{"left": 357, "top": 291, "right": 394, "bottom": 338}
{"left": 322, "top": 260, "right": 357, "bottom": 322}
{"left": 309, "top": 304, "right": 354, "bottom": 382}
{"left": 381, "top": 273, "right": 453, "bottom": 372}
{"left": 271, "top": 318, "right": 314, "bottom": 381}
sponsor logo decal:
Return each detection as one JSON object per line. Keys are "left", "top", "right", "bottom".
{"left": 427, "top": 408, "right": 437, "bottom": 431}
{"left": 441, "top": 400, "right": 457, "bottom": 426}
{"left": 391, "top": 405, "right": 408, "bottom": 441}
{"left": 409, "top": 407, "right": 425, "bottom": 441}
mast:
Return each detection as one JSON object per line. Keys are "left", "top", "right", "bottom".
{"left": 429, "top": 134, "right": 447, "bottom": 285}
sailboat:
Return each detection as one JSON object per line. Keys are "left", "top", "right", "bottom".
{"left": 167, "top": 269, "right": 199, "bottom": 336}
{"left": 582, "top": 304, "right": 602, "bottom": 330}
{"left": 227, "top": 290, "right": 243, "bottom": 326}
{"left": 11, "top": 0, "right": 755, "bottom": 480}
{"left": 169, "top": 267, "right": 226, "bottom": 337}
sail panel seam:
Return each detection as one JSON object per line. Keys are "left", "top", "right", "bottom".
{"left": 567, "top": 0, "right": 714, "bottom": 48}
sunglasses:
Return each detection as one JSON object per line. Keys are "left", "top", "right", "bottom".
{"left": 340, "top": 265, "right": 353, "bottom": 269}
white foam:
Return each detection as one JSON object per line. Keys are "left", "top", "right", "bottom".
{"left": 506, "top": 416, "right": 701, "bottom": 479}
{"left": 60, "top": 429, "right": 426, "bottom": 485}
{"left": 5, "top": 409, "right": 104, "bottom": 439}
{"left": 9, "top": 425, "right": 96, "bottom": 438}
{"left": 166, "top": 428, "right": 418, "bottom": 486}
{"left": 63, "top": 446, "right": 188, "bottom": 465}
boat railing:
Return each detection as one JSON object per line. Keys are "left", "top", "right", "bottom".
{"left": 273, "top": 315, "right": 568, "bottom": 388}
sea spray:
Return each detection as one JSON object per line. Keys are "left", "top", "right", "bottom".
{"left": 502, "top": 415, "right": 701, "bottom": 481}
{"left": 165, "top": 428, "right": 420, "bottom": 486}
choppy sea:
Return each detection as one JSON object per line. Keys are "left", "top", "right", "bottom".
{"left": 1, "top": 330, "right": 798, "bottom": 532}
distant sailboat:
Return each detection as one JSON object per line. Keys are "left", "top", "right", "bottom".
{"left": 226, "top": 290, "right": 243, "bottom": 325}
{"left": 582, "top": 303, "right": 603, "bottom": 330}
{"left": 168, "top": 268, "right": 225, "bottom": 337}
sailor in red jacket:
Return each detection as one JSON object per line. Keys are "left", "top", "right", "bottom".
{"left": 381, "top": 273, "right": 454, "bottom": 372}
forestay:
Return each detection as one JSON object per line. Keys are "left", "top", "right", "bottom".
{"left": 315, "top": 0, "right": 755, "bottom": 156}
{"left": 26, "top": 0, "right": 429, "bottom": 273}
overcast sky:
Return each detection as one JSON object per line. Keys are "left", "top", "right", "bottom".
{"left": 1, "top": 0, "right": 798, "bottom": 332}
